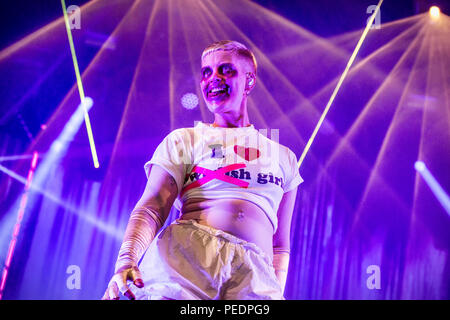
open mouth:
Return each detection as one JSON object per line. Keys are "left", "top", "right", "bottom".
{"left": 206, "top": 85, "right": 230, "bottom": 100}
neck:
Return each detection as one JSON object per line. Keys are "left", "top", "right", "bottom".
{"left": 212, "top": 100, "right": 251, "bottom": 128}
{"left": 213, "top": 112, "right": 251, "bottom": 128}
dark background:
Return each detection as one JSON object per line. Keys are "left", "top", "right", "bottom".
{"left": 1, "top": 0, "right": 448, "bottom": 143}
{"left": 2, "top": 0, "right": 449, "bottom": 50}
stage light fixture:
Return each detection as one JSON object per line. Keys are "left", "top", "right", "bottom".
{"left": 181, "top": 93, "right": 199, "bottom": 110}
{"left": 414, "top": 160, "right": 425, "bottom": 172}
{"left": 429, "top": 6, "right": 440, "bottom": 19}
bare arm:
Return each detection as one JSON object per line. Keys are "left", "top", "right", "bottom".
{"left": 102, "top": 164, "right": 179, "bottom": 300}
{"left": 272, "top": 187, "right": 298, "bottom": 294}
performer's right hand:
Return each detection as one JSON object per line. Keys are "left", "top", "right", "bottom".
{"left": 101, "top": 265, "right": 144, "bottom": 300}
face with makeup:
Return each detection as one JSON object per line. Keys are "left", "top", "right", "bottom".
{"left": 200, "top": 50, "right": 256, "bottom": 117}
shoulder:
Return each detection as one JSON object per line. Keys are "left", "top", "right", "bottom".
{"left": 280, "top": 145, "right": 298, "bottom": 169}
{"left": 166, "top": 127, "right": 190, "bottom": 136}
{"left": 163, "top": 127, "right": 194, "bottom": 142}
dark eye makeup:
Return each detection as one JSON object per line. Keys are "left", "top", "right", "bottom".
{"left": 201, "top": 63, "right": 236, "bottom": 80}
{"left": 201, "top": 67, "right": 212, "bottom": 79}
{"left": 219, "top": 63, "right": 236, "bottom": 75}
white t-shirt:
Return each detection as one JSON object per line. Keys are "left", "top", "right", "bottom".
{"left": 144, "top": 121, "right": 303, "bottom": 233}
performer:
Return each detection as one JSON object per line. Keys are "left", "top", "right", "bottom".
{"left": 102, "top": 40, "right": 303, "bottom": 300}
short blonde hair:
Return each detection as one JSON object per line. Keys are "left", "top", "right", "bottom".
{"left": 201, "top": 40, "right": 257, "bottom": 73}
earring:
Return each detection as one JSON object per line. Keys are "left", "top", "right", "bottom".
{"left": 246, "top": 72, "right": 255, "bottom": 86}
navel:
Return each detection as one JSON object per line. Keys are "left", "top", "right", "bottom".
{"left": 235, "top": 210, "right": 245, "bottom": 221}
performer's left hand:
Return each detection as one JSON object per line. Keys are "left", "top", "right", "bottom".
{"left": 101, "top": 265, "right": 144, "bottom": 300}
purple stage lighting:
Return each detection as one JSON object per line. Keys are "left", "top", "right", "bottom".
{"left": 415, "top": 161, "right": 450, "bottom": 215}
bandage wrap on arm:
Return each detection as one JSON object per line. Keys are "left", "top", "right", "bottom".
{"left": 115, "top": 207, "right": 164, "bottom": 272}
{"left": 273, "top": 248, "right": 290, "bottom": 293}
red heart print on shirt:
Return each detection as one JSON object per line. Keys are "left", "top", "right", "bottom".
{"left": 233, "top": 145, "right": 261, "bottom": 161}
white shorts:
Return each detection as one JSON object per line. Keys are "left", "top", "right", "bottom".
{"left": 132, "top": 219, "right": 284, "bottom": 300}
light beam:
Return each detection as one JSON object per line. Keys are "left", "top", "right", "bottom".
{"left": 297, "top": 0, "right": 384, "bottom": 168}
{"left": 0, "top": 152, "right": 38, "bottom": 300}
{"left": 61, "top": 0, "right": 100, "bottom": 168}
{"left": 415, "top": 161, "right": 450, "bottom": 215}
